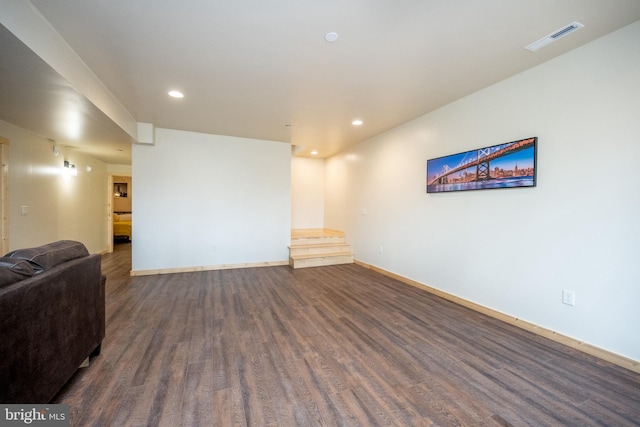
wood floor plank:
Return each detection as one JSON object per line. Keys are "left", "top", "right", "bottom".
{"left": 210, "top": 388, "right": 248, "bottom": 427}
{"left": 289, "top": 358, "right": 350, "bottom": 427}
{"left": 180, "top": 359, "right": 215, "bottom": 427}
{"left": 576, "top": 396, "right": 640, "bottom": 427}
{"left": 50, "top": 244, "right": 640, "bottom": 426}
{"left": 483, "top": 367, "right": 595, "bottom": 426}
{"left": 150, "top": 342, "right": 190, "bottom": 427}
{"left": 327, "top": 387, "right": 386, "bottom": 426}
{"left": 235, "top": 336, "right": 279, "bottom": 426}
{"left": 210, "top": 328, "right": 237, "bottom": 392}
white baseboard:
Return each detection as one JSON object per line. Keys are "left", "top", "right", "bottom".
{"left": 130, "top": 260, "right": 289, "bottom": 276}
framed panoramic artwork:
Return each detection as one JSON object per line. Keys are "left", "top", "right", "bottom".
{"left": 426, "top": 137, "right": 537, "bottom": 194}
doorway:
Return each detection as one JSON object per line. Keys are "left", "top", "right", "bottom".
{"left": 107, "top": 173, "right": 132, "bottom": 253}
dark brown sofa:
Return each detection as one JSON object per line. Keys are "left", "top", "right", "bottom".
{"left": 0, "top": 240, "right": 105, "bottom": 403}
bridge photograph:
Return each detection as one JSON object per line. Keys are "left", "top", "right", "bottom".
{"left": 426, "top": 137, "right": 537, "bottom": 193}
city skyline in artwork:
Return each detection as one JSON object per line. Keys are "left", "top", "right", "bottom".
{"left": 426, "top": 137, "right": 537, "bottom": 193}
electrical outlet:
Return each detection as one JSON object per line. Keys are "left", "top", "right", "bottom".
{"left": 562, "top": 289, "right": 575, "bottom": 306}
{"left": 379, "top": 245, "right": 383, "bottom": 254}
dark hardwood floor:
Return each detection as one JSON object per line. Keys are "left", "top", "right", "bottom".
{"left": 53, "top": 243, "right": 640, "bottom": 426}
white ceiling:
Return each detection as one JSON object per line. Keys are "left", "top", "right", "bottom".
{"left": 0, "top": 24, "right": 134, "bottom": 164}
{"left": 3, "top": 1, "right": 640, "bottom": 163}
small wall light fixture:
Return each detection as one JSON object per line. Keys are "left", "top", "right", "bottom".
{"left": 48, "top": 139, "right": 60, "bottom": 156}
{"left": 63, "top": 160, "right": 78, "bottom": 176}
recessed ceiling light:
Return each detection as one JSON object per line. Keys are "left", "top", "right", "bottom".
{"left": 352, "top": 119, "right": 363, "bottom": 126}
{"left": 311, "top": 150, "right": 318, "bottom": 155}
{"left": 168, "top": 90, "right": 184, "bottom": 98}
{"left": 324, "top": 32, "right": 339, "bottom": 42}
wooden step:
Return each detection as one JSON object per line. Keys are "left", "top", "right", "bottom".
{"left": 291, "top": 228, "right": 346, "bottom": 246}
{"left": 291, "top": 236, "right": 345, "bottom": 245}
{"left": 289, "top": 252, "right": 354, "bottom": 269}
{"left": 291, "top": 228, "right": 345, "bottom": 238}
{"left": 289, "top": 242, "right": 352, "bottom": 257}
{"left": 289, "top": 228, "right": 354, "bottom": 269}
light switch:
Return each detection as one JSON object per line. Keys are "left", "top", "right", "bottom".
{"left": 21, "top": 205, "right": 29, "bottom": 215}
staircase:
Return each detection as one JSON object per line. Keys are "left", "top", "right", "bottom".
{"left": 289, "top": 229, "right": 354, "bottom": 269}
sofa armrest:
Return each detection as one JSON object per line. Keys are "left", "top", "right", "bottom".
{"left": 0, "top": 253, "right": 105, "bottom": 403}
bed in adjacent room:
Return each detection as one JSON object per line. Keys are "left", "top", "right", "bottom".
{"left": 113, "top": 212, "right": 132, "bottom": 241}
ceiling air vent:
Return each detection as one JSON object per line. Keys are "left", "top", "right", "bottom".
{"left": 525, "top": 21, "right": 584, "bottom": 52}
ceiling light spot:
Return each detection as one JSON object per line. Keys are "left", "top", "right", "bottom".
{"left": 311, "top": 150, "right": 318, "bottom": 155}
{"left": 168, "top": 90, "right": 184, "bottom": 98}
{"left": 352, "top": 119, "right": 363, "bottom": 126}
{"left": 324, "top": 32, "right": 339, "bottom": 42}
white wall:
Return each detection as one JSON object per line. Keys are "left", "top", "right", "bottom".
{"left": 325, "top": 22, "right": 640, "bottom": 361}
{"left": 1, "top": 119, "right": 109, "bottom": 254}
{"left": 291, "top": 156, "right": 325, "bottom": 229}
{"left": 108, "top": 164, "right": 132, "bottom": 175}
{"left": 132, "top": 128, "right": 291, "bottom": 272}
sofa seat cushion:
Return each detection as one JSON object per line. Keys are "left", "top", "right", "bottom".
{"left": 0, "top": 258, "right": 35, "bottom": 289}
{"left": 4, "top": 240, "right": 89, "bottom": 273}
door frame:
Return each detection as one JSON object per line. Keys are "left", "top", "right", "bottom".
{"left": 107, "top": 172, "right": 132, "bottom": 253}
{"left": 0, "top": 137, "right": 9, "bottom": 254}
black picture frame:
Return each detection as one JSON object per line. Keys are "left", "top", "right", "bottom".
{"left": 426, "top": 137, "right": 537, "bottom": 194}
{"left": 114, "top": 182, "right": 128, "bottom": 198}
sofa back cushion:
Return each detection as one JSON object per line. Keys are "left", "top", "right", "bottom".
{"left": 4, "top": 240, "right": 89, "bottom": 273}
{"left": 0, "top": 258, "right": 35, "bottom": 289}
